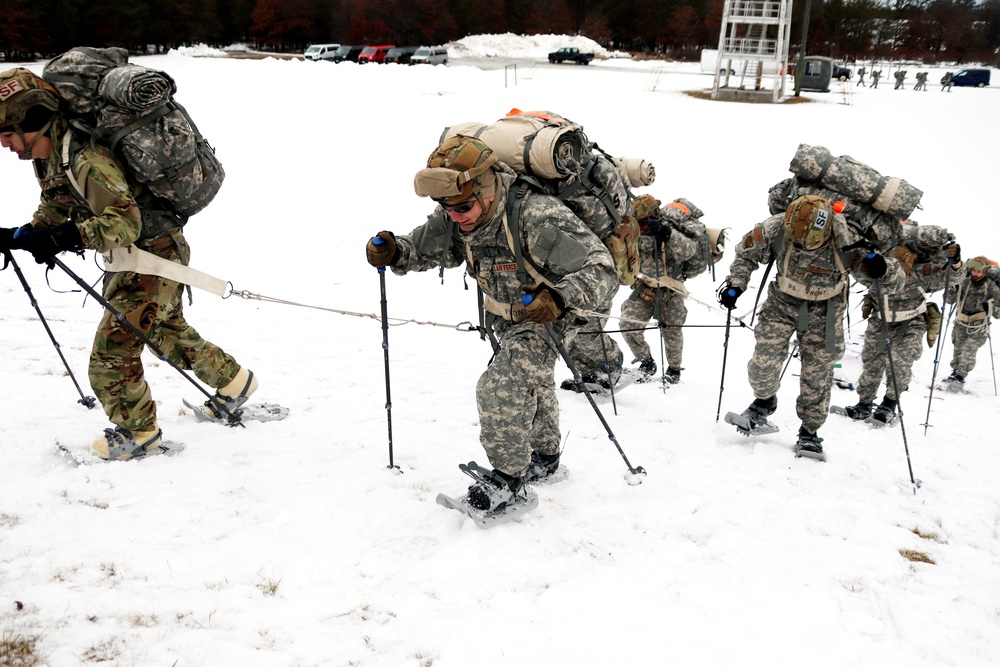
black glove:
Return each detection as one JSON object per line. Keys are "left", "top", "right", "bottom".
{"left": 522, "top": 284, "right": 565, "bottom": 324}
{"left": 10, "top": 222, "right": 84, "bottom": 265}
{"left": 717, "top": 282, "right": 742, "bottom": 310}
{"left": 0, "top": 227, "right": 16, "bottom": 252}
{"left": 366, "top": 231, "right": 399, "bottom": 268}
{"left": 860, "top": 252, "right": 887, "bottom": 279}
{"left": 945, "top": 242, "right": 961, "bottom": 264}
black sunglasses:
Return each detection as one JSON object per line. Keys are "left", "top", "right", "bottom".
{"left": 438, "top": 199, "right": 476, "bottom": 214}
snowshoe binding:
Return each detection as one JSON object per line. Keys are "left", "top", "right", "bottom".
{"left": 663, "top": 367, "right": 681, "bottom": 385}
{"left": 635, "top": 358, "right": 657, "bottom": 383}
{"left": 865, "top": 397, "right": 898, "bottom": 427}
{"left": 183, "top": 368, "right": 289, "bottom": 425}
{"left": 523, "top": 450, "right": 567, "bottom": 484}
{"left": 436, "top": 461, "right": 538, "bottom": 529}
{"left": 794, "top": 427, "right": 826, "bottom": 462}
{"left": 833, "top": 401, "right": 874, "bottom": 420}
{"left": 725, "top": 396, "right": 779, "bottom": 436}
{"left": 942, "top": 371, "right": 965, "bottom": 393}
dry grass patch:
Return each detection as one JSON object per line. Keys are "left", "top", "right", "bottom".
{"left": 0, "top": 631, "right": 41, "bottom": 667}
{"left": 900, "top": 549, "right": 936, "bottom": 564}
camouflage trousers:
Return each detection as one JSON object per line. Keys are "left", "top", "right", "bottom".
{"left": 476, "top": 322, "right": 562, "bottom": 477}
{"left": 89, "top": 240, "right": 240, "bottom": 433}
{"left": 564, "top": 291, "right": 623, "bottom": 378}
{"left": 748, "top": 289, "right": 845, "bottom": 433}
{"left": 950, "top": 319, "right": 991, "bottom": 377}
{"left": 856, "top": 313, "right": 927, "bottom": 403}
{"left": 619, "top": 286, "right": 687, "bottom": 370}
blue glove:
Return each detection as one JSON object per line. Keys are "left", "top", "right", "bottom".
{"left": 11, "top": 222, "right": 84, "bottom": 265}
{"left": 861, "top": 252, "right": 887, "bottom": 279}
{"left": 717, "top": 283, "right": 742, "bottom": 310}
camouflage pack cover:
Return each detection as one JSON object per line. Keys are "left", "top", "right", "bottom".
{"left": 662, "top": 199, "right": 723, "bottom": 279}
{"left": 43, "top": 46, "right": 224, "bottom": 219}
{"left": 788, "top": 144, "right": 922, "bottom": 219}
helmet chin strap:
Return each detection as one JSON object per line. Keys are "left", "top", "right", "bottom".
{"left": 13, "top": 118, "right": 53, "bottom": 160}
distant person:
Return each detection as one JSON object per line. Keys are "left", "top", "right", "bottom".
{"left": 856, "top": 66, "right": 867, "bottom": 87}
{"left": 942, "top": 255, "right": 1000, "bottom": 390}
{"left": 894, "top": 70, "right": 907, "bottom": 90}
{"left": 871, "top": 70, "right": 882, "bottom": 89}
{"left": 941, "top": 72, "right": 954, "bottom": 92}
{"left": 914, "top": 72, "right": 928, "bottom": 91}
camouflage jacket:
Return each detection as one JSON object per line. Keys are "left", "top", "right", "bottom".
{"left": 391, "top": 166, "right": 617, "bottom": 323}
{"left": 727, "top": 213, "right": 905, "bottom": 300}
{"left": 947, "top": 275, "right": 1000, "bottom": 319}
{"left": 30, "top": 116, "right": 185, "bottom": 260}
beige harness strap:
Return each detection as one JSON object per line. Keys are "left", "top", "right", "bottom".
{"left": 103, "top": 245, "right": 229, "bottom": 297}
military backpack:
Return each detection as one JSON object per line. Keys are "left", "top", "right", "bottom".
{"left": 43, "top": 46, "right": 225, "bottom": 226}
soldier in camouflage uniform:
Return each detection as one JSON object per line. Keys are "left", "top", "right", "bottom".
{"left": 845, "top": 223, "right": 963, "bottom": 423}
{"left": 871, "top": 70, "right": 882, "bottom": 89}
{"left": 365, "top": 136, "right": 618, "bottom": 512}
{"left": 942, "top": 255, "right": 1000, "bottom": 388}
{"left": 0, "top": 68, "right": 258, "bottom": 460}
{"left": 913, "top": 72, "right": 929, "bottom": 91}
{"left": 718, "top": 195, "right": 904, "bottom": 458}
{"left": 857, "top": 66, "right": 867, "bottom": 87}
{"left": 619, "top": 194, "right": 699, "bottom": 384}
{"left": 894, "top": 70, "right": 907, "bottom": 90}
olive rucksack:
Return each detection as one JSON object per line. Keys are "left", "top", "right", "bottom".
{"left": 43, "top": 46, "right": 225, "bottom": 226}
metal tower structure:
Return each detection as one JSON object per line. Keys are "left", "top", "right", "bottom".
{"left": 711, "top": 0, "right": 794, "bottom": 102}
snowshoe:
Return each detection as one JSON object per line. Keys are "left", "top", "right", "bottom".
{"left": 942, "top": 371, "right": 965, "bottom": 393}
{"left": 183, "top": 398, "right": 290, "bottom": 425}
{"left": 58, "top": 431, "right": 184, "bottom": 466}
{"left": 663, "top": 367, "right": 681, "bottom": 385}
{"left": 839, "top": 401, "right": 874, "bottom": 421}
{"left": 725, "top": 396, "right": 779, "bottom": 436}
{"left": 794, "top": 428, "right": 826, "bottom": 462}
{"left": 560, "top": 369, "right": 634, "bottom": 398}
{"left": 435, "top": 461, "right": 538, "bottom": 529}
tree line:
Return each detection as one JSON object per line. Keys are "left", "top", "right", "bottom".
{"left": 2, "top": 0, "right": 998, "bottom": 66}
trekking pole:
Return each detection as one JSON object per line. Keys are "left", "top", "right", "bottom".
{"left": 922, "top": 261, "right": 953, "bottom": 435}
{"left": 989, "top": 332, "right": 997, "bottom": 397}
{"left": 523, "top": 295, "right": 646, "bottom": 483}
{"left": 715, "top": 307, "right": 733, "bottom": 423}
{"left": 49, "top": 256, "right": 244, "bottom": 427}
{"left": 2, "top": 251, "right": 96, "bottom": 409}
{"left": 872, "top": 278, "right": 920, "bottom": 494}
{"left": 779, "top": 340, "right": 799, "bottom": 382}
{"left": 597, "top": 334, "right": 619, "bottom": 416}
{"left": 372, "top": 236, "right": 399, "bottom": 471}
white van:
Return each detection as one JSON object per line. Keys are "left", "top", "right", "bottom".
{"left": 411, "top": 46, "right": 448, "bottom": 65}
{"left": 304, "top": 44, "right": 341, "bottom": 61}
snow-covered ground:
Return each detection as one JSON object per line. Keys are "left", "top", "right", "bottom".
{"left": 1, "top": 36, "right": 998, "bottom": 666}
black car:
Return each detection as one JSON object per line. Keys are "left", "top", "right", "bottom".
{"left": 833, "top": 65, "right": 852, "bottom": 81}
{"left": 384, "top": 46, "right": 418, "bottom": 64}
{"left": 331, "top": 45, "right": 364, "bottom": 63}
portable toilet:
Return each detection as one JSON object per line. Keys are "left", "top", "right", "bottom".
{"left": 797, "top": 56, "right": 834, "bottom": 92}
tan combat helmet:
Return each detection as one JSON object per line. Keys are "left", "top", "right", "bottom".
{"left": 966, "top": 255, "right": 992, "bottom": 275}
{"left": 0, "top": 68, "right": 61, "bottom": 159}
{"left": 784, "top": 194, "right": 834, "bottom": 250}
{"left": 632, "top": 194, "right": 661, "bottom": 222}
{"left": 413, "top": 135, "right": 499, "bottom": 206}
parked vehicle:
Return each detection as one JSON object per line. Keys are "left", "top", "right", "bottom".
{"left": 548, "top": 47, "right": 594, "bottom": 65}
{"left": 795, "top": 56, "right": 835, "bottom": 92}
{"left": 304, "top": 44, "right": 340, "bottom": 62}
{"left": 330, "top": 45, "right": 364, "bottom": 63}
{"left": 833, "top": 64, "right": 852, "bottom": 81}
{"left": 358, "top": 45, "right": 395, "bottom": 64}
{"left": 410, "top": 46, "right": 448, "bottom": 65}
{"left": 384, "top": 46, "right": 418, "bottom": 64}
{"left": 952, "top": 68, "right": 991, "bottom": 87}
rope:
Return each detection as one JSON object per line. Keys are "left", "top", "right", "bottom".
{"left": 229, "top": 289, "right": 479, "bottom": 332}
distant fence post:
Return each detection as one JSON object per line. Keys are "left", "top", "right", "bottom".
{"left": 505, "top": 64, "right": 517, "bottom": 88}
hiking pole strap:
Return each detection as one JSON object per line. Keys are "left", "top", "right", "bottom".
{"left": 3, "top": 250, "right": 96, "bottom": 408}
{"left": 51, "top": 257, "right": 240, "bottom": 424}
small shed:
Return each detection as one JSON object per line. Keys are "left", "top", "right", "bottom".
{"left": 797, "top": 56, "right": 834, "bottom": 92}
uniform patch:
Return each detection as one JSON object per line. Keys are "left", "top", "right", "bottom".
{"left": 493, "top": 262, "right": 518, "bottom": 273}
{"left": 0, "top": 79, "right": 25, "bottom": 102}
